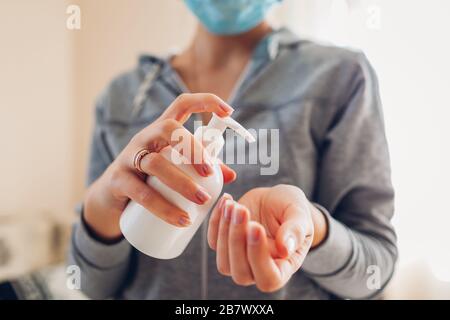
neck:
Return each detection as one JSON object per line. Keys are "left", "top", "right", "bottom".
{"left": 187, "top": 22, "right": 273, "bottom": 68}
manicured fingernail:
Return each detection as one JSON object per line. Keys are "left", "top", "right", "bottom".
{"left": 216, "top": 194, "right": 230, "bottom": 212}
{"left": 248, "top": 226, "right": 260, "bottom": 245}
{"left": 223, "top": 193, "right": 232, "bottom": 200}
{"left": 232, "top": 206, "right": 245, "bottom": 225}
{"left": 223, "top": 200, "right": 233, "bottom": 220}
{"left": 217, "top": 197, "right": 225, "bottom": 212}
{"left": 219, "top": 103, "right": 234, "bottom": 113}
{"left": 285, "top": 235, "right": 296, "bottom": 255}
{"left": 178, "top": 216, "right": 191, "bottom": 227}
{"left": 195, "top": 187, "right": 211, "bottom": 204}
{"left": 201, "top": 164, "right": 213, "bottom": 176}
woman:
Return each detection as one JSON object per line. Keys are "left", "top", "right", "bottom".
{"left": 69, "top": 0, "right": 397, "bottom": 299}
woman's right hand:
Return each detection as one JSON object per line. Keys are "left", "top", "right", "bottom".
{"left": 84, "top": 93, "right": 236, "bottom": 241}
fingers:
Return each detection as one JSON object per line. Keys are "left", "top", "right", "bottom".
{"left": 159, "top": 93, "right": 234, "bottom": 124}
{"left": 246, "top": 222, "right": 284, "bottom": 293}
{"left": 216, "top": 199, "right": 234, "bottom": 275}
{"left": 208, "top": 193, "right": 232, "bottom": 250}
{"left": 139, "top": 150, "right": 211, "bottom": 205}
{"left": 209, "top": 199, "right": 302, "bottom": 292}
{"left": 137, "top": 119, "right": 214, "bottom": 178}
{"left": 112, "top": 170, "right": 191, "bottom": 228}
{"left": 166, "top": 122, "right": 214, "bottom": 176}
{"left": 131, "top": 93, "right": 237, "bottom": 180}
{"left": 228, "top": 204, "right": 254, "bottom": 286}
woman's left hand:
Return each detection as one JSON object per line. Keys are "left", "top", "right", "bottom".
{"left": 207, "top": 184, "right": 327, "bottom": 293}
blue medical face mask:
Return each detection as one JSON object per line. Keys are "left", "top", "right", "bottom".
{"left": 184, "top": 0, "right": 282, "bottom": 35}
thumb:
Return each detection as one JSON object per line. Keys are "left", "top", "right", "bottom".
{"left": 219, "top": 163, "right": 236, "bottom": 184}
{"left": 275, "top": 205, "right": 309, "bottom": 259}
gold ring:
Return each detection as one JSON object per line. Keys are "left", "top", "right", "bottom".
{"left": 133, "top": 149, "right": 150, "bottom": 174}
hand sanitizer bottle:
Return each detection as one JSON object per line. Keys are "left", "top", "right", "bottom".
{"left": 119, "top": 113, "right": 255, "bottom": 259}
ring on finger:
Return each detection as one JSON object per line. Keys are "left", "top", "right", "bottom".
{"left": 133, "top": 148, "right": 151, "bottom": 174}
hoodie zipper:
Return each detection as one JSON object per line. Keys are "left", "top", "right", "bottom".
{"left": 136, "top": 44, "right": 275, "bottom": 298}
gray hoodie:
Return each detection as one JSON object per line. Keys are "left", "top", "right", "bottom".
{"left": 68, "top": 28, "right": 397, "bottom": 300}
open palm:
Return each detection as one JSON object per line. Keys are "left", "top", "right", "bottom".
{"left": 208, "top": 184, "right": 314, "bottom": 292}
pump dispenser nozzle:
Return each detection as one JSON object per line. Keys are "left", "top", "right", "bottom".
{"left": 194, "top": 113, "right": 256, "bottom": 158}
{"left": 207, "top": 113, "right": 256, "bottom": 143}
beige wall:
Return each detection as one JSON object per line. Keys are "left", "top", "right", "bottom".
{"left": 0, "top": 0, "right": 196, "bottom": 220}
{"left": 0, "top": 0, "right": 196, "bottom": 279}
{"left": 0, "top": 0, "right": 73, "bottom": 218}
{"left": 0, "top": 0, "right": 74, "bottom": 279}
{"left": 71, "top": 0, "right": 196, "bottom": 205}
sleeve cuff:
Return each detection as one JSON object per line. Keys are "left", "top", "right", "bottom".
{"left": 73, "top": 217, "right": 132, "bottom": 269}
{"left": 302, "top": 203, "right": 354, "bottom": 276}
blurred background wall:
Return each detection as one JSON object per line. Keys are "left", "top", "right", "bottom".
{"left": 0, "top": 0, "right": 449, "bottom": 299}
{"left": 0, "top": 0, "right": 74, "bottom": 279}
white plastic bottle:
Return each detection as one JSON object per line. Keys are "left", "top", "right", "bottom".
{"left": 119, "top": 113, "right": 255, "bottom": 259}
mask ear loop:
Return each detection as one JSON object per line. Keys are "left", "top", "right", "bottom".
{"left": 130, "top": 61, "right": 163, "bottom": 121}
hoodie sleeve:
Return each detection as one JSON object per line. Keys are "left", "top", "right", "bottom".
{"left": 302, "top": 53, "right": 397, "bottom": 299}
{"left": 67, "top": 94, "right": 133, "bottom": 300}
